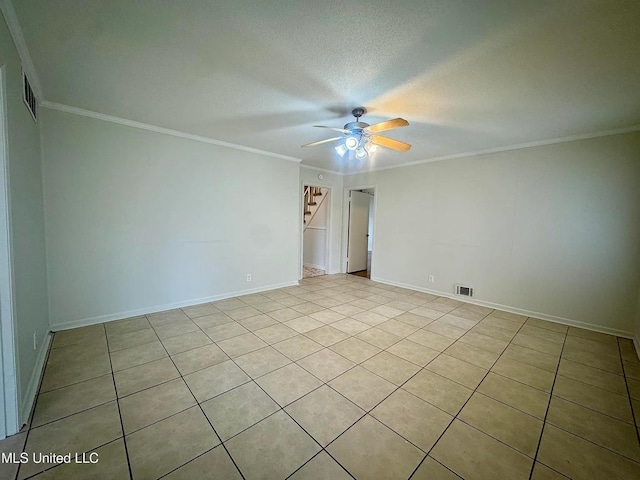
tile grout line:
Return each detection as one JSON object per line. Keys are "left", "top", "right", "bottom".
{"left": 21, "top": 327, "right": 136, "bottom": 480}
{"left": 484, "top": 366, "right": 629, "bottom": 400}
{"left": 145, "top": 315, "right": 248, "bottom": 480}
{"left": 36, "top": 371, "right": 114, "bottom": 396}
{"left": 190, "top": 287, "right": 438, "bottom": 478}
{"left": 531, "top": 384, "right": 636, "bottom": 424}
{"left": 532, "top": 346, "right": 640, "bottom": 474}
{"left": 302, "top": 310, "right": 496, "bottom": 477}
{"left": 527, "top": 329, "right": 568, "bottom": 480}
{"left": 485, "top": 343, "right": 635, "bottom": 408}
{"left": 104, "top": 323, "right": 135, "bottom": 480}
{"left": 559, "top": 352, "right": 628, "bottom": 376}
{"left": 200, "top": 339, "right": 353, "bottom": 479}
{"left": 231, "top": 298, "right": 497, "bottom": 476}
{"left": 458, "top": 332, "right": 640, "bottom": 465}
{"left": 617, "top": 338, "right": 640, "bottom": 446}
{"left": 285, "top": 447, "right": 356, "bottom": 480}
{"left": 19, "top": 438, "right": 130, "bottom": 480}
{"left": 155, "top": 447, "right": 219, "bottom": 479}
{"left": 406, "top": 317, "right": 530, "bottom": 479}
{"left": 537, "top": 421, "right": 640, "bottom": 466}
{"left": 186, "top": 301, "right": 364, "bottom": 479}
{"left": 507, "top": 341, "right": 624, "bottom": 377}
{"left": 28, "top": 396, "right": 114, "bottom": 430}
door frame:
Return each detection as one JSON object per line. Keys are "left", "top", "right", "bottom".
{"left": 342, "top": 184, "right": 376, "bottom": 278}
{"left": 0, "top": 65, "right": 20, "bottom": 439}
{"left": 299, "top": 182, "right": 332, "bottom": 280}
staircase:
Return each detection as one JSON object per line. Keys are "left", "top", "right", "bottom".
{"left": 303, "top": 186, "right": 327, "bottom": 229}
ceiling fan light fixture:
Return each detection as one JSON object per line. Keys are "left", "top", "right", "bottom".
{"left": 345, "top": 136, "right": 359, "bottom": 150}
{"left": 302, "top": 107, "right": 411, "bottom": 158}
{"left": 355, "top": 147, "right": 367, "bottom": 159}
{"left": 335, "top": 144, "right": 348, "bottom": 157}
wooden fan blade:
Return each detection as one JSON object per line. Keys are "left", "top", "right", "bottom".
{"left": 314, "top": 125, "right": 351, "bottom": 134}
{"left": 301, "top": 137, "right": 342, "bottom": 148}
{"left": 364, "top": 118, "right": 409, "bottom": 134}
{"left": 370, "top": 135, "right": 412, "bottom": 152}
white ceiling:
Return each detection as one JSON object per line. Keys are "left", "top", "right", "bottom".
{"left": 12, "top": 0, "right": 640, "bottom": 174}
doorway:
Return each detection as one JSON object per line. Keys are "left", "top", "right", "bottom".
{"left": 302, "top": 185, "right": 330, "bottom": 279}
{"left": 0, "top": 66, "right": 19, "bottom": 439}
{"left": 346, "top": 188, "right": 374, "bottom": 279}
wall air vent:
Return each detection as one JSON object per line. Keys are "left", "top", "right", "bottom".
{"left": 455, "top": 284, "right": 474, "bottom": 297}
{"left": 22, "top": 70, "right": 37, "bottom": 122}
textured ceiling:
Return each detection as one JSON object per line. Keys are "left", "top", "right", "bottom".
{"left": 12, "top": 0, "right": 640, "bottom": 173}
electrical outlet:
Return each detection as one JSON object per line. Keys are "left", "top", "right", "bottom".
{"left": 33, "top": 332, "right": 37, "bottom": 350}
{"left": 246, "top": 274, "right": 252, "bottom": 282}
{"left": 428, "top": 275, "right": 435, "bottom": 283}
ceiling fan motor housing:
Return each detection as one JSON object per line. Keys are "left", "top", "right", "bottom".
{"left": 345, "top": 108, "right": 369, "bottom": 135}
{"left": 344, "top": 121, "right": 370, "bottom": 132}
{"left": 351, "top": 107, "right": 366, "bottom": 118}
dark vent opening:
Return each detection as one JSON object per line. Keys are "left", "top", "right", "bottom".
{"left": 455, "top": 284, "right": 474, "bottom": 297}
{"left": 22, "top": 71, "right": 37, "bottom": 121}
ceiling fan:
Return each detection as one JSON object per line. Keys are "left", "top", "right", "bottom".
{"left": 301, "top": 107, "right": 411, "bottom": 159}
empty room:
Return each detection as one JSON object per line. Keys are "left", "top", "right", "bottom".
{"left": 1, "top": 1, "right": 640, "bottom": 479}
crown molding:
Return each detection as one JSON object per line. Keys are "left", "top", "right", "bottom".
{"left": 353, "top": 124, "right": 640, "bottom": 175}
{"left": 37, "top": 101, "right": 640, "bottom": 174}
{"left": 41, "top": 101, "right": 303, "bottom": 163}
{"left": 0, "top": 0, "right": 43, "bottom": 99}
{"left": 2, "top": 0, "right": 638, "bottom": 175}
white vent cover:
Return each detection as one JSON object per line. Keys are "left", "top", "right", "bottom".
{"left": 22, "top": 70, "right": 37, "bottom": 122}
{"left": 455, "top": 284, "right": 474, "bottom": 297}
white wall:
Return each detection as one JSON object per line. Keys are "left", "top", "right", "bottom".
{"left": 303, "top": 229, "right": 326, "bottom": 270}
{"left": 300, "top": 167, "right": 343, "bottom": 274}
{"left": 41, "top": 108, "right": 300, "bottom": 329}
{"left": 345, "top": 132, "right": 640, "bottom": 336}
{"left": 303, "top": 187, "right": 328, "bottom": 270}
{"left": 0, "top": 13, "right": 50, "bottom": 427}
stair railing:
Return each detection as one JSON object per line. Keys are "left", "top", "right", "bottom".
{"left": 303, "top": 187, "right": 328, "bottom": 230}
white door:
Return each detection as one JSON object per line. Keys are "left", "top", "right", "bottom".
{"left": 347, "top": 191, "right": 370, "bottom": 273}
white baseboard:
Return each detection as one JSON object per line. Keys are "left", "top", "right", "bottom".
{"left": 373, "top": 276, "right": 636, "bottom": 339}
{"left": 20, "top": 331, "right": 51, "bottom": 426}
{"left": 50, "top": 281, "right": 299, "bottom": 332}
{"left": 303, "top": 262, "right": 326, "bottom": 271}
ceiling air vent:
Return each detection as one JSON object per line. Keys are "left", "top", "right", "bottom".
{"left": 22, "top": 70, "right": 37, "bottom": 122}
{"left": 455, "top": 284, "right": 474, "bottom": 297}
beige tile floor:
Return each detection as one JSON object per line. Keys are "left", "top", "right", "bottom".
{"left": 2, "top": 274, "right": 640, "bottom": 479}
